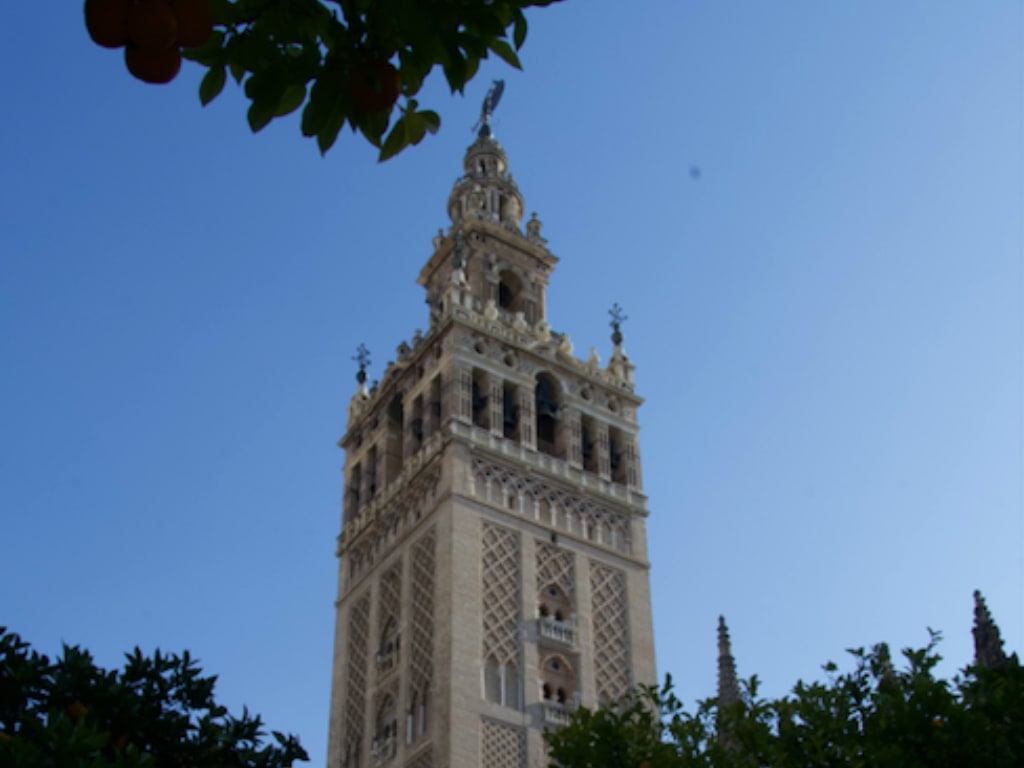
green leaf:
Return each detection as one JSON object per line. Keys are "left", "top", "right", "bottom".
{"left": 247, "top": 99, "right": 276, "bottom": 133}
{"left": 488, "top": 38, "right": 522, "bottom": 69}
{"left": 512, "top": 11, "right": 528, "bottom": 50}
{"left": 229, "top": 59, "right": 246, "bottom": 85}
{"left": 379, "top": 116, "right": 409, "bottom": 162}
{"left": 199, "top": 67, "right": 227, "bottom": 106}
{"left": 419, "top": 110, "right": 441, "bottom": 134}
{"left": 275, "top": 84, "right": 307, "bottom": 116}
{"left": 316, "top": 109, "right": 347, "bottom": 155}
{"left": 181, "top": 30, "right": 225, "bottom": 66}
{"left": 303, "top": 73, "right": 341, "bottom": 137}
{"left": 405, "top": 112, "right": 427, "bottom": 146}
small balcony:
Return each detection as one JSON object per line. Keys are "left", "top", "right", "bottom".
{"left": 542, "top": 700, "right": 575, "bottom": 726}
{"left": 370, "top": 736, "right": 397, "bottom": 767}
{"left": 538, "top": 616, "right": 576, "bottom": 647}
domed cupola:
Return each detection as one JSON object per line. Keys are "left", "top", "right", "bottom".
{"left": 447, "top": 123, "right": 525, "bottom": 233}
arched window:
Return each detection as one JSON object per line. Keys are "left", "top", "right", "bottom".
{"left": 504, "top": 661, "right": 521, "bottom": 710}
{"left": 483, "top": 655, "right": 502, "bottom": 703}
{"left": 373, "top": 695, "right": 398, "bottom": 763}
{"left": 483, "top": 656, "right": 520, "bottom": 710}
{"left": 538, "top": 584, "right": 572, "bottom": 621}
{"left": 540, "top": 655, "right": 576, "bottom": 707}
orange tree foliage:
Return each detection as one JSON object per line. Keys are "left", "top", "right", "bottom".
{"left": 0, "top": 627, "right": 307, "bottom": 768}
{"left": 546, "top": 633, "right": 1024, "bottom": 768}
{"left": 182, "top": 0, "right": 562, "bottom": 158}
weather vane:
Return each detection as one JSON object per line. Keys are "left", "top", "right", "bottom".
{"left": 608, "top": 303, "right": 627, "bottom": 345}
{"left": 473, "top": 79, "right": 505, "bottom": 134}
{"left": 352, "top": 343, "right": 371, "bottom": 386}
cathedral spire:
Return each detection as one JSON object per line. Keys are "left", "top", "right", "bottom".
{"left": 973, "top": 589, "right": 1013, "bottom": 670}
{"left": 717, "top": 615, "right": 740, "bottom": 708}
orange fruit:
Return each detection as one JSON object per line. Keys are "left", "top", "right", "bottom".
{"left": 127, "top": 0, "right": 177, "bottom": 51}
{"left": 172, "top": 0, "right": 213, "bottom": 48}
{"left": 125, "top": 44, "right": 182, "bottom": 83}
{"left": 0, "top": 731, "right": 10, "bottom": 742}
{"left": 350, "top": 60, "right": 401, "bottom": 113}
{"left": 66, "top": 700, "right": 88, "bottom": 722}
{"left": 85, "top": 0, "right": 130, "bottom": 48}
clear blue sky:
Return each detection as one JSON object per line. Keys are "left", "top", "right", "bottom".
{"left": 2, "top": 2, "right": 1021, "bottom": 765}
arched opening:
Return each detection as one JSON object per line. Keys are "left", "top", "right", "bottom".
{"left": 483, "top": 655, "right": 502, "bottom": 704}
{"left": 581, "top": 415, "right": 600, "bottom": 474}
{"left": 540, "top": 655, "right": 576, "bottom": 709}
{"left": 483, "top": 655, "right": 520, "bottom": 709}
{"left": 377, "top": 617, "right": 400, "bottom": 675}
{"left": 366, "top": 445, "right": 378, "bottom": 500}
{"left": 372, "top": 695, "right": 398, "bottom": 763}
{"left": 502, "top": 381, "right": 520, "bottom": 440}
{"left": 497, "top": 269, "right": 523, "bottom": 312}
{"left": 408, "top": 394, "right": 424, "bottom": 455}
{"left": 539, "top": 584, "right": 572, "bottom": 621}
{"left": 384, "top": 395, "right": 404, "bottom": 483}
{"left": 471, "top": 369, "right": 489, "bottom": 430}
{"left": 345, "top": 462, "right": 362, "bottom": 523}
{"left": 534, "top": 373, "right": 561, "bottom": 457}
{"left": 609, "top": 427, "right": 630, "bottom": 485}
{"left": 538, "top": 584, "right": 576, "bottom": 645}
{"left": 427, "top": 375, "right": 443, "bottom": 437}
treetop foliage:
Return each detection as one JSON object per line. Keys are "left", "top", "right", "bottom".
{"left": 0, "top": 627, "right": 307, "bottom": 768}
{"left": 547, "top": 631, "right": 1024, "bottom": 768}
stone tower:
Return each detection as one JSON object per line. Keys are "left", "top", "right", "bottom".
{"left": 326, "top": 120, "right": 656, "bottom": 768}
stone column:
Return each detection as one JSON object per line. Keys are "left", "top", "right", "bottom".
{"left": 453, "top": 364, "right": 472, "bottom": 424}
{"left": 564, "top": 408, "right": 582, "bottom": 469}
{"left": 575, "top": 552, "right": 596, "bottom": 708}
{"left": 489, "top": 374, "right": 504, "bottom": 438}
{"left": 519, "top": 387, "right": 535, "bottom": 450}
{"left": 624, "top": 434, "right": 640, "bottom": 490}
{"left": 597, "top": 424, "right": 611, "bottom": 481}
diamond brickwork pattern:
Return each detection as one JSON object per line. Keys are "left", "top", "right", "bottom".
{"left": 409, "top": 527, "right": 436, "bottom": 704}
{"left": 378, "top": 562, "right": 402, "bottom": 643}
{"left": 345, "top": 593, "right": 371, "bottom": 761}
{"left": 480, "top": 718, "right": 525, "bottom": 768}
{"left": 405, "top": 747, "right": 433, "bottom": 768}
{"left": 589, "top": 562, "right": 630, "bottom": 702}
{"left": 472, "top": 457, "right": 631, "bottom": 554}
{"left": 536, "top": 541, "right": 574, "bottom": 600}
{"left": 482, "top": 523, "right": 521, "bottom": 666}
{"left": 345, "top": 465, "right": 442, "bottom": 580}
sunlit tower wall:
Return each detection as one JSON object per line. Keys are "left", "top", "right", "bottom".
{"left": 326, "top": 121, "right": 656, "bottom": 768}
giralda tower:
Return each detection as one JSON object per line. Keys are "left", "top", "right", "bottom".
{"left": 327, "top": 88, "right": 656, "bottom": 768}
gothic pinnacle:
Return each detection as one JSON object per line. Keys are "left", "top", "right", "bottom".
{"left": 717, "top": 615, "right": 740, "bottom": 709}
{"left": 973, "top": 589, "right": 1011, "bottom": 670}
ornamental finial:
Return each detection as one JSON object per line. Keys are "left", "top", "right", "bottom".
{"left": 473, "top": 79, "right": 505, "bottom": 137}
{"left": 609, "top": 302, "right": 628, "bottom": 346}
{"left": 352, "top": 343, "right": 371, "bottom": 387}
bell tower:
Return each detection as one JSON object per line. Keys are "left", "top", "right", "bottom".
{"left": 327, "top": 91, "right": 656, "bottom": 768}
